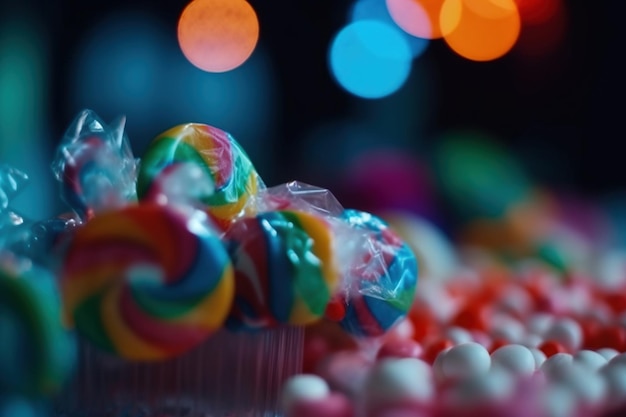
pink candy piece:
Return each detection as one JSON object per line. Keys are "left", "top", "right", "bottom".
{"left": 377, "top": 339, "right": 423, "bottom": 361}
{"left": 316, "top": 351, "right": 372, "bottom": 397}
{"left": 367, "top": 401, "right": 432, "bottom": 417}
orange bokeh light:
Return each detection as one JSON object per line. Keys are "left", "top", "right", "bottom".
{"left": 177, "top": 0, "right": 259, "bottom": 73}
{"left": 386, "top": 0, "right": 447, "bottom": 39}
{"left": 441, "top": 0, "right": 521, "bottom": 62}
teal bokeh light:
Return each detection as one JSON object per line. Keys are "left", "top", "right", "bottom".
{"left": 350, "top": 0, "right": 429, "bottom": 58}
{"left": 329, "top": 20, "right": 412, "bottom": 99}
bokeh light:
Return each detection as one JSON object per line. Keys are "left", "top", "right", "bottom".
{"left": 514, "top": 0, "right": 567, "bottom": 58}
{"left": 515, "top": 0, "right": 561, "bottom": 24}
{"left": 440, "top": 0, "right": 521, "bottom": 61}
{"left": 435, "top": 131, "right": 532, "bottom": 221}
{"left": 386, "top": 0, "right": 446, "bottom": 39}
{"left": 71, "top": 10, "right": 275, "bottom": 172}
{"left": 177, "top": 0, "right": 259, "bottom": 73}
{"left": 329, "top": 20, "right": 412, "bottom": 99}
{"left": 350, "top": 0, "right": 430, "bottom": 58}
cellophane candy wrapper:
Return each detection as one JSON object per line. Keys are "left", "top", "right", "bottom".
{"left": 250, "top": 180, "right": 344, "bottom": 217}
{"left": 55, "top": 165, "right": 303, "bottom": 417}
{"left": 330, "top": 209, "right": 419, "bottom": 339}
{"left": 51, "top": 109, "right": 138, "bottom": 221}
{"left": 0, "top": 165, "right": 79, "bottom": 269}
{"left": 247, "top": 181, "right": 362, "bottom": 270}
{"left": 136, "top": 123, "right": 265, "bottom": 233}
{"left": 140, "top": 162, "right": 215, "bottom": 211}
{"left": 0, "top": 165, "right": 30, "bottom": 248}
{"left": 248, "top": 182, "right": 419, "bottom": 339}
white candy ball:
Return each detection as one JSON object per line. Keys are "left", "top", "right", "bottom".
{"left": 491, "top": 344, "right": 536, "bottom": 375}
{"left": 364, "top": 358, "right": 435, "bottom": 406}
{"left": 598, "top": 348, "right": 620, "bottom": 361}
{"left": 540, "top": 353, "right": 574, "bottom": 380}
{"left": 600, "top": 363, "right": 626, "bottom": 407}
{"left": 560, "top": 365, "right": 607, "bottom": 406}
{"left": 432, "top": 349, "right": 449, "bottom": 384}
{"left": 573, "top": 350, "right": 608, "bottom": 372}
{"left": 490, "top": 315, "right": 525, "bottom": 344}
{"left": 544, "top": 318, "right": 583, "bottom": 352}
{"left": 610, "top": 352, "right": 626, "bottom": 368}
{"left": 446, "top": 326, "right": 474, "bottom": 345}
{"left": 441, "top": 342, "right": 491, "bottom": 381}
{"left": 444, "top": 366, "right": 515, "bottom": 407}
{"left": 521, "top": 333, "right": 543, "bottom": 349}
{"left": 529, "top": 348, "right": 547, "bottom": 369}
{"left": 281, "top": 374, "right": 329, "bottom": 413}
{"left": 527, "top": 313, "right": 555, "bottom": 336}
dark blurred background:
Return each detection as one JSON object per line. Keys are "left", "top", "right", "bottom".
{"left": 0, "top": 0, "right": 625, "bottom": 220}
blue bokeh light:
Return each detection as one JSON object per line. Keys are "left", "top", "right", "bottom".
{"left": 350, "top": 0, "right": 429, "bottom": 58}
{"left": 329, "top": 20, "right": 412, "bottom": 99}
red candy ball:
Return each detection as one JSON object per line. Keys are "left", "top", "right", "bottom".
{"left": 538, "top": 340, "right": 567, "bottom": 357}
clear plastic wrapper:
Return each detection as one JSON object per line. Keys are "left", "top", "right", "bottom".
{"left": 329, "top": 209, "right": 419, "bottom": 338}
{"left": 140, "top": 162, "right": 215, "bottom": 210}
{"left": 223, "top": 209, "right": 342, "bottom": 331}
{"left": 0, "top": 165, "right": 79, "bottom": 268}
{"left": 0, "top": 165, "right": 29, "bottom": 248}
{"left": 243, "top": 181, "right": 419, "bottom": 338}
{"left": 51, "top": 109, "right": 138, "bottom": 221}
{"left": 136, "top": 123, "right": 263, "bottom": 232}
{"left": 250, "top": 180, "right": 345, "bottom": 218}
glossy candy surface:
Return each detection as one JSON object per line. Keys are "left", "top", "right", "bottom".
{"left": 327, "top": 209, "right": 418, "bottom": 337}
{"left": 224, "top": 210, "right": 339, "bottom": 329}
{"left": 137, "top": 123, "right": 259, "bottom": 231}
{"left": 60, "top": 203, "right": 234, "bottom": 360}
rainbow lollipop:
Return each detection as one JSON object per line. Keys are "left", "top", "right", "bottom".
{"left": 137, "top": 123, "right": 260, "bottom": 231}
{"left": 0, "top": 256, "right": 76, "bottom": 397}
{"left": 224, "top": 210, "right": 340, "bottom": 330}
{"left": 60, "top": 203, "right": 234, "bottom": 360}
{"left": 327, "top": 209, "right": 418, "bottom": 337}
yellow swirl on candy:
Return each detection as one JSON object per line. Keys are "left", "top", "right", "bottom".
{"left": 60, "top": 204, "right": 234, "bottom": 361}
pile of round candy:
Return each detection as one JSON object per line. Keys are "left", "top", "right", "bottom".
{"left": 0, "top": 109, "right": 419, "bottom": 416}
{"left": 279, "top": 137, "right": 626, "bottom": 417}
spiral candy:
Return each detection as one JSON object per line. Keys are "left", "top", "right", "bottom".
{"left": 137, "top": 123, "right": 260, "bottom": 231}
{"left": 60, "top": 203, "right": 234, "bottom": 360}
{"left": 327, "top": 209, "right": 418, "bottom": 337}
{"left": 224, "top": 210, "right": 340, "bottom": 330}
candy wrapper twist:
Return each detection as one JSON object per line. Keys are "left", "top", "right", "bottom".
{"left": 51, "top": 109, "right": 138, "bottom": 221}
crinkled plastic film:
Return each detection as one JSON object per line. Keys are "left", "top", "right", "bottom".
{"left": 51, "top": 109, "right": 138, "bottom": 220}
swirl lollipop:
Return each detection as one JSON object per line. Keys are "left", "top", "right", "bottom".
{"left": 60, "top": 203, "right": 234, "bottom": 360}
{"left": 326, "top": 209, "right": 418, "bottom": 337}
{"left": 136, "top": 123, "right": 260, "bottom": 231}
{"left": 0, "top": 255, "right": 76, "bottom": 397}
{"left": 224, "top": 210, "right": 340, "bottom": 330}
